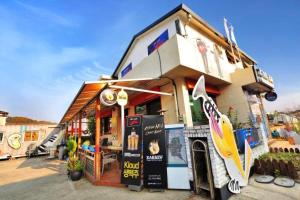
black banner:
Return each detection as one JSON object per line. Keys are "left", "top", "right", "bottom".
{"left": 143, "top": 115, "right": 167, "bottom": 189}
{"left": 121, "top": 116, "right": 142, "bottom": 185}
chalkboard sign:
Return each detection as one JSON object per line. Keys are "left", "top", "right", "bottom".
{"left": 86, "top": 158, "right": 95, "bottom": 176}
{"left": 143, "top": 115, "right": 167, "bottom": 189}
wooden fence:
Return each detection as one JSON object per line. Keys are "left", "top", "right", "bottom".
{"left": 254, "top": 147, "right": 299, "bottom": 179}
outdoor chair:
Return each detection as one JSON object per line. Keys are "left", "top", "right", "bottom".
{"left": 101, "top": 151, "right": 117, "bottom": 175}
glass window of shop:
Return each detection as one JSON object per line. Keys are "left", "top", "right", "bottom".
{"left": 189, "top": 90, "right": 217, "bottom": 125}
{"left": 135, "top": 98, "right": 161, "bottom": 115}
{"left": 101, "top": 117, "right": 112, "bottom": 135}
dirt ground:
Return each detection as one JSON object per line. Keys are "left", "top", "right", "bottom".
{"left": 0, "top": 157, "right": 299, "bottom": 200}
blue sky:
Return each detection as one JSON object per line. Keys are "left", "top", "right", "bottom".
{"left": 0, "top": 0, "right": 299, "bottom": 122}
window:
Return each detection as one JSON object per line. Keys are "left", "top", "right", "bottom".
{"left": 24, "top": 131, "right": 39, "bottom": 141}
{"left": 135, "top": 98, "right": 161, "bottom": 115}
{"left": 0, "top": 132, "right": 3, "bottom": 143}
{"left": 189, "top": 90, "right": 217, "bottom": 125}
{"left": 101, "top": 117, "right": 111, "bottom": 135}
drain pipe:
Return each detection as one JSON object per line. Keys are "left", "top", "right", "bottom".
{"left": 157, "top": 49, "right": 180, "bottom": 122}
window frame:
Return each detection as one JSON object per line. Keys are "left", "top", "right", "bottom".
{"left": 24, "top": 130, "right": 39, "bottom": 142}
{"left": 0, "top": 132, "right": 3, "bottom": 144}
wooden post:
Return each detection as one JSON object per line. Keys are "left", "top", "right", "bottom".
{"left": 65, "top": 122, "right": 69, "bottom": 139}
{"left": 95, "top": 98, "right": 101, "bottom": 181}
{"left": 78, "top": 112, "right": 82, "bottom": 148}
{"left": 71, "top": 121, "right": 74, "bottom": 136}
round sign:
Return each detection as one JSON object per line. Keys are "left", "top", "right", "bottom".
{"left": 100, "top": 89, "right": 117, "bottom": 106}
{"left": 265, "top": 91, "right": 277, "bottom": 101}
{"left": 117, "top": 90, "right": 128, "bottom": 106}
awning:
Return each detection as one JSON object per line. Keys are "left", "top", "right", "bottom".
{"left": 59, "top": 77, "right": 174, "bottom": 124}
{"left": 60, "top": 81, "right": 105, "bottom": 124}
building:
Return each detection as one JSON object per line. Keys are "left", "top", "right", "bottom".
{"left": 60, "top": 4, "right": 275, "bottom": 199}
{"left": 0, "top": 112, "right": 62, "bottom": 159}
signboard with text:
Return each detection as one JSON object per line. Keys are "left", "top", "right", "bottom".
{"left": 143, "top": 115, "right": 167, "bottom": 189}
{"left": 254, "top": 66, "right": 274, "bottom": 89}
{"left": 121, "top": 116, "right": 142, "bottom": 186}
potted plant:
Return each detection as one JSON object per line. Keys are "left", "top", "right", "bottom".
{"left": 67, "top": 136, "right": 77, "bottom": 155}
{"left": 67, "top": 155, "right": 84, "bottom": 181}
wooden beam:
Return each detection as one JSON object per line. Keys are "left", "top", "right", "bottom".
{"left": 95, "top": 98, "right": 101, "bottom": 181}
{"left": 78, "top": 112, "right": 82, "bottom": 153}
{"left": 71, "top": 121, "right": 74, "bottom": 136}
{"left": 109, "top": 85, "right": 173, "bottom": 96}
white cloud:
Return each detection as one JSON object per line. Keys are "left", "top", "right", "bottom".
{"left": 15, "top": 0, "right": 77, "bottom": 27}
{"left": 0, "top": 4, "right": 110, "bottom": 122}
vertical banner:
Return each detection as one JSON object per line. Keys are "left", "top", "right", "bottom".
{"left": 121, "top": 116, "right": 142, "bottom": 185}
{"left": 143, "top": 115, "right": 167, "bottom": 189}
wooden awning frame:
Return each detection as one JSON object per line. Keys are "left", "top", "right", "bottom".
{"left": 59, "top": 77, "right": 170, "bottom": 124}
{"left": 59, "top": 81, "right": 105, "bottom": 124}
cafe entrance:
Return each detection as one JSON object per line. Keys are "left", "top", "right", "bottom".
{"left": 191, "top": 138, "right": 215, "bottom": 199}
{"left": 61, "top": 78, "right": 173, "bottom": 187}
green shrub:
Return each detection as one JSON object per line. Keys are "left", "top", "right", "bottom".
{"left": 67, "top": 156, "right": 83, "bottom": 171}
{"left": 67, "top": 136, "right": 77, "bottom": 156}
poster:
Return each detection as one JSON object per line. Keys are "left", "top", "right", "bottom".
{"left": 143, "top": 115, "right": 167, "bottom": 189}
{"left": 166, "top": 125, "right": 187, "bottom": 166}
{"left": 121, "top": 116, "right": 142, "bottom": 186}
{"left": 166, "top": 124, "right": 190, "bottom": 190}
{"left": 147, "top": 30, "right": 169, "bottom": 55}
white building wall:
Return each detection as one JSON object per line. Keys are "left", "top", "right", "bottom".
{"left": 118, "top": 16, "right": 178, "bottom": 79}
{"left": 183, "top": 25, "right": 238, "bottom": 77}
{"left": 0, "top": 124, "right": 56, "bottom": 157}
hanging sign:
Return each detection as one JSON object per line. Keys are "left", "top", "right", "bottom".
{"left": 254, "top": 67, "right": 274, "bottom": 89}
{"left": 121, "top": 116, "right": 143, "bottom": 186}
{"left": 192, "top": 76, "right": 252, "bottom": 194}
{"left": 117, "top": 90, "right": 128, "bottom": 106}
{"left": 265, "top": 91, "right": 277, "bottom": 102}
{"left": 100, "top": 89, "right": 117, "bottom": 106}
{"left": 143, "top": 115, "right": 167, "bottom": 189}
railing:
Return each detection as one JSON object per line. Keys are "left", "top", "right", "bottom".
{"left": 78, "top": 148, "right": 95, "bottom": 177}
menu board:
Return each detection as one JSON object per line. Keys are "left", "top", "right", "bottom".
{"left": 121, "top": 116, "right": 142, "bottom": 186}
{"left": 143, "top": 115, "right": 167, "bottom": 189}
